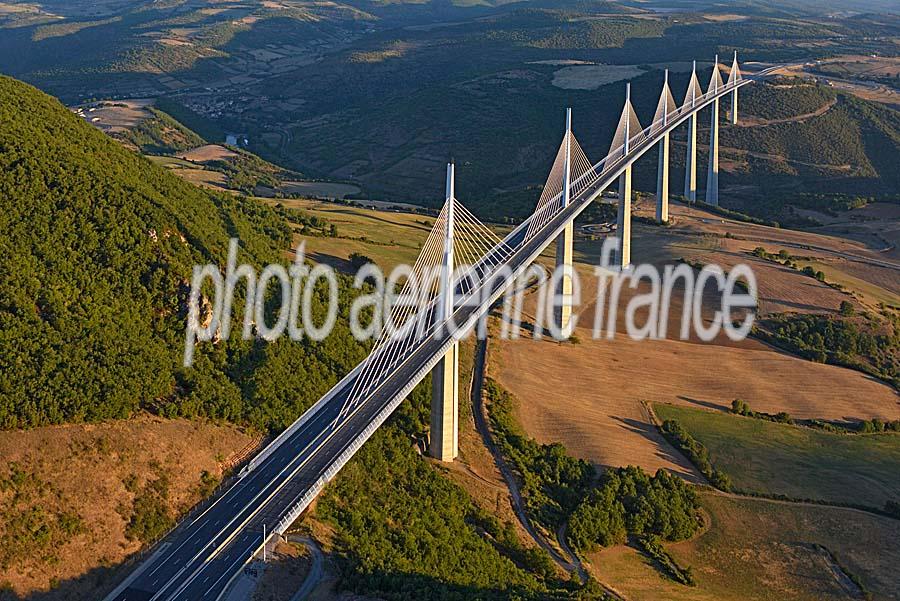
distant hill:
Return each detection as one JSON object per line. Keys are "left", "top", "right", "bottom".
{"left": 0, "top": 76, "right": 365, "bottom": 430}
{"left": 715, "top": 79, "right": 900, "bottom": 223}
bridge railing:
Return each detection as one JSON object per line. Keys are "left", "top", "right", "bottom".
{"left": 345, "top": 73, "right": 763, "bottom": 415}
{"left": 241, "top": 62, "right": 764, "bottom": 481}
{"left": 524, "top": 66, "right": 782, "bottom": 257}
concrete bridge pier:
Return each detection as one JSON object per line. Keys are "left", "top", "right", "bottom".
{"left": 556, "top": 220, "right": 574, "bottom": 335}
{"left": 430, "top": 344, "right": 458, "bottom": 461}
{"left": 617, "top": 165, "right": 632, "bottom": 268}
{"left": 555, "top": 108, "right": 574, "bottom": 336}
{"left": 430, "top": 163, "right": 459, "bottom": 462}
{"left": 706, "top": 98, "right": 720, "bottom": 206}
{"left": 731, "top": 87, "right": 738, "bottom": 125}
{"left": 683, "top": 112, "right": 697, "bottom": 203}
{"left": 731, "top": 51, "right": 739, "bottom": 125}
{"left": 656, "top": 131, "right": 669, "bottom": 223}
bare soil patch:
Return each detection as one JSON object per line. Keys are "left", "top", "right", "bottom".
{"left": 251, "top": 540, "right": 310, "bottom": 601}
{"left": 0, "top": 416, "right": 252, "bottom": 598}
{"left": 72, "top": 99, "right": 153, "bottom": 133}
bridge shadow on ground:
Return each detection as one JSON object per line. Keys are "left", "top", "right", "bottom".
{"left": 306, "top": 250, "right": 353, "bottom": 272}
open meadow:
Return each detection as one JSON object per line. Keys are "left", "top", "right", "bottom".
{"left": 265, "top": 197, "right": 512, "bottom": 272}
{"left": 654, "top": 403, "right": 900, "bottom": 508}
{"left": 590, "top": 492, "right": 900, "bottom": 601}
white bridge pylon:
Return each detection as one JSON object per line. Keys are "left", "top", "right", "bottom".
{"left": 333, "top": 163, "right": 515, "bottom": 454}
{"left": 332, "top": 52, "right": 749, "bottom": 462}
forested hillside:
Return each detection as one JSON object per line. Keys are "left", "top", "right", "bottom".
{"left": 716, "top": 80, "right": 900, "bottom": 222}
{"left": 0, "top": 75, "right": 367, "bottom": 430}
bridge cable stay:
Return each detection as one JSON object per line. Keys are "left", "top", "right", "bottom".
{"left": 606, "top": 84, "right": 646, "bottom": 162}
{"left": 684, "top": 60, "right": 704, "bottom": 108}
{"left": 727, "top": 51, "right": 741, "bottom": 124}
{"left": 335, "top": 192, "right": 513, "bottom": 425}
{"left": 727, "top": 51, "right": 742, "bottom": 86}
{"left": 525, "top": 128, "right": 595, "bottom": 240}
{"left": 651, "top": 69, "right": 677, "bottom": 134}
{"left": 452, "top": 201, "right": 515, "bottom": 294}
{"left": 524, "top": 134, "right": 567, "bottom": 241}
{"left": 708, "top": 55, "right": 725, "bottom": 94}
{"left": 568, "top": 136, "right": 598, "bottom": 198}
{"left": 335, "top": 204, "right": 450, "bottom": 425}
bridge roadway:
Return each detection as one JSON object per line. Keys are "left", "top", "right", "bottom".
{"left": 113, "top": 71, "right": 766, "bottom": 601}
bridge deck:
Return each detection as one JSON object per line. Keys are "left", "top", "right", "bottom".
{"left": 112, "top": 69, "right": 770, "bottom": 601}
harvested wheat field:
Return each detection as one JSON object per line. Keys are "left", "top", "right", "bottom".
{"left": 176, "top": 144, "right": 237, "bottom": 163}
{"left": 651, "top": 200, "right": 885, "bottom": 254}
{"left": 576, "top": 200, "right": 881, "bottom": 316}
{"left": 0, "top": 416, "right": 255, "bottom": 598}
{"left": 490, "top": 266, "right": 899, "bottom": 474}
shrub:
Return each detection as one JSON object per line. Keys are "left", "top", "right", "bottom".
{"left": 125, "top": 475, "right": 174, "bottom": 544}
{"left": 568, "top": 467, "right": 701, "bottom": 552}
{"left": 637, "top": 535, "right": 696, "bottom": 586}
{"left": 661, "top": 420, "right": 731, "bottom": 491}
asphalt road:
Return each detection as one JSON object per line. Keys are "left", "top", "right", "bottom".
{"left": 111, "top": 76, "right": 760, "bottom": 601}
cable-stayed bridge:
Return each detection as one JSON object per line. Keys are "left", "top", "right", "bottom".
{"left": 111, "top": 54, "right": 777, "bottom": 601}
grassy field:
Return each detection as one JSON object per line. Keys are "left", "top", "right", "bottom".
{"left": 655, "top": 403, "right": 900, "bottom": 508}
{"left": 146, "top": 155, "right": 230, "bottom": 192}
{"left": 591, "top": 492, "right": 900, "bottom": 601}
{"left": 267, "top": 197, "right": 436, "bottom": 270}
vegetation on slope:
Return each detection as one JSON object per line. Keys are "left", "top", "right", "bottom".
{"left": 757, "top": 312, "right": 899, "bottom": 389}
{"left": 0, "top": 75, "right": 368, "bottom": 431}
{"left": 0, "top": 464, "right": 85, "bottom": 573}
{"left": 207, "top": 151, "right": 285, "bottom": 195}
{"left": 484, "top": 378, "right": 595, "bottom": 530}
{"left": 736, "top": 79, "right": 837, "bottom": 121}
{"left": 316, "top": 382, "right": 608, "bottom": 600}
{"left": 720, "top": 81, "right": 900, "bottom": 223}
{"left": 567, "top": 467, "right": 701, "bottom": 553}
{"left": 114, "top": 107, "right": 205, "bottom": 154}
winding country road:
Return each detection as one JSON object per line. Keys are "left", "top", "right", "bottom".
{"left": 469, "top": 339, "right": 628, "bottom": 599}
{"left": 287, "top": 536, "right": 324, "bottom": 601}
{"left": 470, "top": 340, "right": 582, "bottom": 576}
